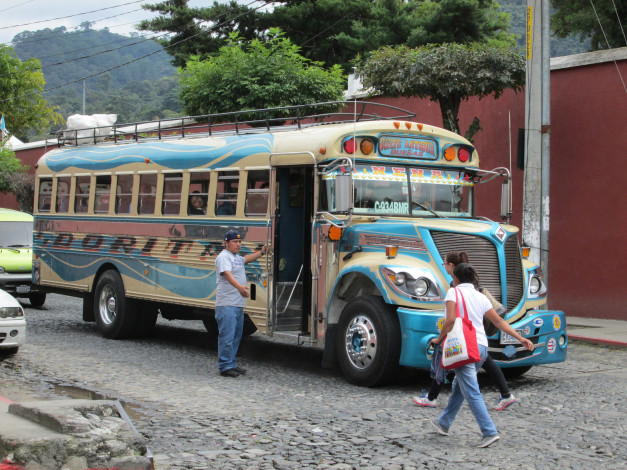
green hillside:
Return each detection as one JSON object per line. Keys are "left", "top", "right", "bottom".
{"left": 498, "top": 0, "right": 590, "bottom": 56}
{"left": 12, "top": 25, "right": 181, "bottom": 136}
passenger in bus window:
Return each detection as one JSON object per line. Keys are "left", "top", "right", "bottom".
{"left": 188, "top": 191, "right": 207, "bottom": 215}
{"left": 139, "top": 183, "right": 155, "bottom": 214}
{"left": 56, "top": 184, "right": 69, "bottom": 212}
{"left": 216, "top": 200, "right": 235, "bottom": 215}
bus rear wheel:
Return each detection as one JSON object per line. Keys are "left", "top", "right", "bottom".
{"left": 335, "top": 296, "right": 401, "bottom": 387}
{"left": 94, "top": 270, "right": 137, "bottom": 339}
{"left": 28, "top": 292, "right": 46, "bottom": 307}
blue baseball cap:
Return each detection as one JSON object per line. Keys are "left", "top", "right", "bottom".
{"left": 224, "top": 230, "right": 241, "bottom": 241}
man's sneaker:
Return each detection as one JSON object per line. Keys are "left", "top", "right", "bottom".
{"left": 477, "top": 434, "right": 500, "bottom": 448}
{"left": 233, "top": 367, "right": 247, "bottom": 375}
{"left": 430, "top": 417, "right": 449, "bottom": 436}
{"left": 494, "top": 394, "right": 516, "bottom": 411}
{"left": 413, "top": 394, "right": 437, "bottom": 408}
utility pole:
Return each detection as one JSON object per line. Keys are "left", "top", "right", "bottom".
{"left": 82, "top": 79, "right": 86, "bottom": 115}
{"left": 523, "top": 0, "right": 551, "bottom": 290}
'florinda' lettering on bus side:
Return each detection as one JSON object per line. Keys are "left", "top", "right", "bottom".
{"left": 52, "top": 233, "right": 74, "bottom": 248}
{"left": 39, "top": 232, "right": 222, "bottom": 259}
{"left": 111, "top": 237, "right": 137, "bottom": 254}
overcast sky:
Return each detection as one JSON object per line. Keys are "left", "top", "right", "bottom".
{"left": 0, "top": 0, "right": 213, "bottom": 45}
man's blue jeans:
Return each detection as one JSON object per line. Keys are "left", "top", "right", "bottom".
{"left": 438, "top": 345, "right": 498, "bottom": 437}
{"left": 215, "top": 306, "right": 244, "bottom": 372}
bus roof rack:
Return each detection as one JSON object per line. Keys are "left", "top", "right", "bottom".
{"left": 55, "top": 101, "right": 416, "bottom": 147}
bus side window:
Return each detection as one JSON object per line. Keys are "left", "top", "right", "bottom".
{"left": 94, "top": 176, "right": 111, "bottom": 214}
{"left": 162, "top": 173, "right": 183, "bottom": 215}
{"left": 38, "top": 179, "right": 52, "bottom": 212}
{"left": 245, "top": 170, "right": 270, "bottom": 216}
{"left": 74, "top": 176, "right": 90, "bottom": 213}
{"left": 56, "top": 178, "right": 71, "bottom": 213}
{"left": 115, "top": 174, "right": 133, "bottom": 214}
{"left": 216, "top": 172, "right": 238, "bottom": 216}
{"left": 188, "top": 173, "right": 210, "bottom": 216}
{"left": 139, "top": 174, "right": 157, "bottom": 215}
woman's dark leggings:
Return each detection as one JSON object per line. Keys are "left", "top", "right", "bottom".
{"left": 427, "top": 355, "right": 511, "bottom": 401}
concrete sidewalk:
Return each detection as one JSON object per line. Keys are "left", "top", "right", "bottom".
{"left": 566, "top": 316, "right": 627, "bottom": 347}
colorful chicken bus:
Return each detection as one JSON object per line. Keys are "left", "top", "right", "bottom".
{"left": 32, "top": 102, "right": 567, "bottom": 385}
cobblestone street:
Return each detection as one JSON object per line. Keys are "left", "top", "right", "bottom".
{"left": 1, "top": 294, "right": 625, "bottom": 469}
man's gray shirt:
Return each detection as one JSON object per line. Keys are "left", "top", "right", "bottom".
{"left": 215, "top": 249, "right": 247, "bottom": 307}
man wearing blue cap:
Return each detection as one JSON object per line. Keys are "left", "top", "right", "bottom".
{"left": 215, "top": 229, "right": 267, "bottom": 377}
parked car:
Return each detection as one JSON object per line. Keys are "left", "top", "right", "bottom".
{"left": 0, "top": 288, "right": 26, "bottom": 355}
{"left": 0, "top": 208, "right": 46, "bottom": 306}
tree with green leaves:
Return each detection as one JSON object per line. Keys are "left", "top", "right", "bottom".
{"left": 139, "top": 0, "right": 263, "bottom": 68}
{"left": 140, "top": 0, "right": 516, "bottom": 72}
{"left": 177, "top": 29, "right": 345, "bottom": 120}
{"left": 356, "top": 42, "right": 525, "bottom": 141}
{"left": 551, "top": 0, "right": 626, "bottom": 51}
{"left": 0, "top": 45, "right": 64, "bottom": 141}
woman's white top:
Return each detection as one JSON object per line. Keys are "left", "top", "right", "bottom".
{"left": 444, "top": 283, "right": 492, "bottom": 347}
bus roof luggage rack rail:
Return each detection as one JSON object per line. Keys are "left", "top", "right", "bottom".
{"left": 55, "top": 101, "right": 416, "bottom": 147}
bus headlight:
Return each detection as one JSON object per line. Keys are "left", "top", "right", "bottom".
{"left": 526, "top": 268, "right": 547, "bottom": 299}
{"left": 529, "top": 276, "right": 542, "bottom": 294}
{"left": 381, "top": 267, "right": 443, "bottom": 301}
{"left": 408, "top": 277, "right": 429, "bottom": 296}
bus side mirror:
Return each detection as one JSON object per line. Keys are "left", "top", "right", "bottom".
{"left": 500, "top": 179, "right": 511, "bottom": 221}
{"left": 335, "top": 173, "right": 352, "bottom": 212}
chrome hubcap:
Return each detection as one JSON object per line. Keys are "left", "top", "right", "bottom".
{"left": 344, "top": 314, "right": 377, "bottom": 369}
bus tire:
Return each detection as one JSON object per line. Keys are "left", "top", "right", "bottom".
{"left": 501, "top": 365, "right": 532, "bottom": 379}
{"left": 335, "top": 296, "right": 401, "bottom": 387}
{"left": 28, "top": 293, "right": 46, "bottom": 307}
{"left": 94, "top": 270, "right": 137, "bottom": 339}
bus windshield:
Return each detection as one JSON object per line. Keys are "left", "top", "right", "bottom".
{"left": 323, "top": 164, "right": 474, "bottom": 217}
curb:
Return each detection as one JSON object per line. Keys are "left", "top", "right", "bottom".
{"left": 568, "top": 335, "right": 627, "bottom": 348}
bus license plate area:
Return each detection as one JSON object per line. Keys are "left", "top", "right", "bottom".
{"left": 500, "top": 330, "right": 523, "bottom": 345}
{"left": 16, "top": 285, "right": 31, "bottom": 294}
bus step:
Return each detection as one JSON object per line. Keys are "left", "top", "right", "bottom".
{"left": 276, "top": 313, "right": 301, "bottom": 330}
{"left": 272, "top": 331, "right": 315, "bottom": 345}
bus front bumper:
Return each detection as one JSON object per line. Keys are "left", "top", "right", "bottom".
{"left": 396, "top": 308, "right": 568, "bottom": 370}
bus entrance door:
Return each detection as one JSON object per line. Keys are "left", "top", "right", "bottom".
{"left": 270, "top": 167, "right": 314, "bottom": 340}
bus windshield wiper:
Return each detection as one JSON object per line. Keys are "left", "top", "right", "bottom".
{"left": 413, "top": 202, "right": 443, "bottom": 218}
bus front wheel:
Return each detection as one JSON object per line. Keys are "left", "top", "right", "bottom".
{"left": 335, "top": 296, "right": 401, "bottom": 387}
{"left": 94, "top": 270, "right": 137, "bottom": 339}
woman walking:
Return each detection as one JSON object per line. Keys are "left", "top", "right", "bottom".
{"left": 413, "top": 251, "right": 517, "bottom": 411}
{"left": 429, "top": 263, "right": 534, "bottom": 447}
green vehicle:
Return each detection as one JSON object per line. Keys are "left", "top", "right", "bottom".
{"left": 0, "top": 208, "right": 46, "bottom": 307}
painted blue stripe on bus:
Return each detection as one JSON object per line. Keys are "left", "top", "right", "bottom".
{"left": 45, "top": 135, "right": 274, "bottom": 172}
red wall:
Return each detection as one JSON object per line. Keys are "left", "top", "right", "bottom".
{"left": 548, "top": 60, "right": 627, "bottom": 320}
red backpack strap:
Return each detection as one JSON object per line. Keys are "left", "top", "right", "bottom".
{"left": 454, "top": 288, "right": 462, "bottom": 318}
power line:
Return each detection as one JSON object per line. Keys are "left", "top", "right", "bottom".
{"left": 2, "top": 17, "right": 149, "bottom": 47}
{"left": 588, "top": 0, "right": 627, "bottom": 95}
{"left": 609, "top": 0, "right": 627, "bottom": 46}
{"left": 4, "top": 0, "right": 34, "bottom": 12}
{"left": 0, "top": 0, "right": 145, "bottom": 31}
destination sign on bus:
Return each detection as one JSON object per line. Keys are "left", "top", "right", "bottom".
{"left": 379, "top": 136, "right": 438, "bottom": 159}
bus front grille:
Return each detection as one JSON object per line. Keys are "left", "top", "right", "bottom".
{"left": 430, "top": 231, "right": 524, "bottom": 312}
